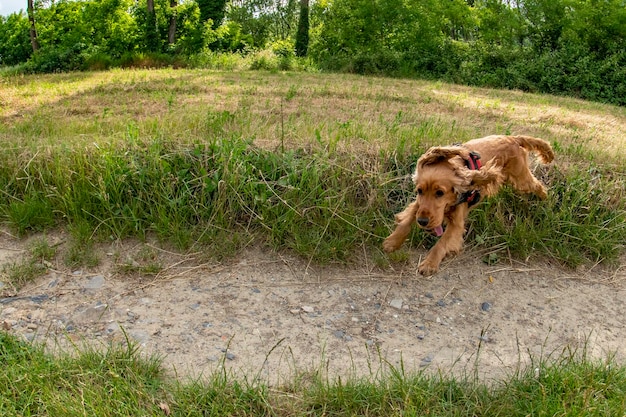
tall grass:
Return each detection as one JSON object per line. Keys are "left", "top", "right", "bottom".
{"left": 2, "top": 331, "right": 626, "bottom": 416}
{"left": 0, "top": 132, "right": 624, "bottom": 267}
{"left": 0, "top": 69, "right": 624, "bottom": 268}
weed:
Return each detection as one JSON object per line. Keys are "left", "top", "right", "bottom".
{"left": 1, "top": 260, "right": 46, "bottom": 291}
{"left": 28, "top": 236, "right": 57, "bottom": 262}
{"left": 64, "top": 239, "right": 100, "bottom": 269}
{"left": 0, "top": 237, "right": 56, "bottom": 291}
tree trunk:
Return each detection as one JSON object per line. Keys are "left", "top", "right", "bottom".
{"left": 168, "top": 0, "right": 177, "bottom": 45}
{"left": 27, "top": 0, "right": 39, "bottom": 52}
{"left": 145, "top": 0, "right": 159, "bottom": 52}
{"left": 295, "top": 0, "right": 309, "bottom": 57}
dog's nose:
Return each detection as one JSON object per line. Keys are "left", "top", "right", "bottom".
{"left": 417, "top": 217, "right": 429, "bottom": 227}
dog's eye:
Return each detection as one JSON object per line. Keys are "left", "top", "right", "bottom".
{"left": 435, "top": 190, "right": 445, "bottom": 197}
{"left": 417, "top": 188, "right": 423, "bottom": 195}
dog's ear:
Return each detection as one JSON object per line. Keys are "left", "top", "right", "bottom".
{"left": 418, "top": 146, "right": 469, "bottom": 168}
{"left": 454, "top": 159, "right": 504, "bottom": 196}
{"left": 414, "top": 146, "right": 470, "bottom": 184}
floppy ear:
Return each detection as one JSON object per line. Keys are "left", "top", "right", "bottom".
{"left": 417, "top": 146, "right": 470, "bottom": 169}
{"left": 454, "top": 159, "right": 504, "bottom": 197}
{"left": 413, "top": 146, "right": 471, "bottom": 185}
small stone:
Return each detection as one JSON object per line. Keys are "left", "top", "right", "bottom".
{"left": 333, "top": 330, "right": 345, "bottom": 339}
{"left": 27, "top": 323, "right": 38, "bottom": 330}
{"left": 289, "top": 309, "right": 300, "bottom": 314}
{"left": 478, "top": 334, "right": 491, "bottom": 343}
{"left": 106, "top": 322, "right": 120, "bottom": 334}
{"left": 30, "top": 295, "right": 49, "bottom": 304}
{"left": 389, "top": 299, "right": 403, "bottom": 310}
{"left": 1, "top": 307, "right": 17, "bottom": 316}
{"left": 420, "top": 353, "right": 434, "bottom": 367}
{"left": 225, "top": 352, "right": 235, "bottom": 360}
{"left": 84, "top": 275, "right": 105, "bottom": 290}
{"left": 130, "top": 331, "right": 150, "bottom": 344}
{"left": 127, "top": 311, "right": 138, "bottom": 322}
{"left": 424, "top": 292, "right": 434, "bottom": 299}
{"left": 301, "top": 306, "right": 315, "bottom": 313}
{"left": 436, "top": 300, "right": 446, "bottom": 307}
{"left": 481, "top": 302, "right": 492, "bottom": 312}
{"left": 251, "top": 288, "right": 261, "bottom": 293}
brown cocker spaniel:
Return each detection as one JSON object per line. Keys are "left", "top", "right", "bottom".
{"left": 383, "top": 135, "right": 554, "bottom": 275}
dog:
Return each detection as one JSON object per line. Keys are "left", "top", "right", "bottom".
{"left": 383, "top": 135, "right": 554, "bottom": 275}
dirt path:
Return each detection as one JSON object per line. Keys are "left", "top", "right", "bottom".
{"left": 1, "top": 231, "right": 625, "bottom": 384}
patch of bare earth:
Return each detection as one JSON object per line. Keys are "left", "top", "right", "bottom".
{"left": 1, "top": 230, "right": 625, "bottom": 384}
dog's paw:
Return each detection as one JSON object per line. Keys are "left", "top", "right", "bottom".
{"left": 382, "top": 238, "right": 400, "bottom": 253}
{"left": 418, "top": 260, "right": 439, "bottom": 276}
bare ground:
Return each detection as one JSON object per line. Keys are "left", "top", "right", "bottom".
{"left": 1, "top": 230, "right": 625, "bottom": 384}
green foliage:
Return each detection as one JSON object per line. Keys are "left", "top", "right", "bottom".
{"left": 309, "top": 0, "right": 626, "bottom": 104}
{"left": 0, "top": 13, "right": 32, "bottom": 66}
{"left": 196, "top": 0, "right": 228, "bottom": 27}
{"left": 2, "top": 0, "right": 624, "bottom": 104}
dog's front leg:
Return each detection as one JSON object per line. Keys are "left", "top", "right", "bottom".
{"left": 418, "top": 205, "right": 468, "bottom": 275}
{"left": 383, "top": 201, "right": 418, "bottom": 253}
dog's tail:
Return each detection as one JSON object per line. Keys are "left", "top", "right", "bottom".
{"left": 512, "top": 135, "right": 555, "bottom": 164}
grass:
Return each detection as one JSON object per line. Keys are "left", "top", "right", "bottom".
{"left": 0, "top": 236, "right": 57, "bottom": 292}
{"left": 1, "top": 331, "right": 626, "bottom": 416}
{"left": 0, "top": 70, "right": 625, "bottom": 268}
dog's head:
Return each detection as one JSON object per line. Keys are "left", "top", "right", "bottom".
{"left": 411, "top": 146, "right": 504, "bottom": 235}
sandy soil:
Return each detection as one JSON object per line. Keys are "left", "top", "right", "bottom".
{"left": 1, "top": 230, "right": 625, "bottom": 384}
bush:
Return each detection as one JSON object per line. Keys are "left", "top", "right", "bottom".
{"left": 22, "top": 43, "right": 88, "bottom": 73}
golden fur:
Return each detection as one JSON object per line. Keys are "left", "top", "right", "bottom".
{"left": 383, "top": 135, "right": 554, "bottom": 275}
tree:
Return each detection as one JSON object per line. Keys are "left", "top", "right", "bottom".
{"left": 168, "top": 0, "right": 177, "bottom": 45}
{"left": 27, "top": 0, "right": 39, "bottom": 51}
{"left": 196, "top": 0, "right": 228, "bottom": 27}
{"left": 295, "top": 0, "right": 309, "bottom": 56}
{"left": 0, "top": 13, "right": 33, "bottom": 65}
{"left": 145, "top": 0, "right": 159, "bottom": 51}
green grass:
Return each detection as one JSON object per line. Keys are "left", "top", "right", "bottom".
{"left": 1, "top": 70, "right": 623, "bottom": 269}
{"left": 1, "top": 331, "right": 626, "bottom": 416}
{"left": 0, "top": 133, "right": 623, "bottom": 268}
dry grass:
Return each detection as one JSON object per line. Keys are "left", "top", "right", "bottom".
{"left": 2, "top": 69, "right": 624, "bottom": 165}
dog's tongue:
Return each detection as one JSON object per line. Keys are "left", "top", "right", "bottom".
{"left": 434, "top": 225, "right": 444, "bottom": 237}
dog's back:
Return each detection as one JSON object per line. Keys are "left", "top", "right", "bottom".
{"left": 464, "top": 135, "right": 554, "bottom": 167}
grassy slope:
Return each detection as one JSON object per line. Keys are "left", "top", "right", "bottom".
{"left": 1, "top": 69, "right": 626, "bottom": 415}
{"left": 1, "top": 69, "right": 624, "bottom": 269}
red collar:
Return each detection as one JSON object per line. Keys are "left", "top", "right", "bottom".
{"left": 458, "top": 151, "right": 482, "bottom": 207}
{"left": 465, "top": 151, "right": 482, "bottom": 170}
